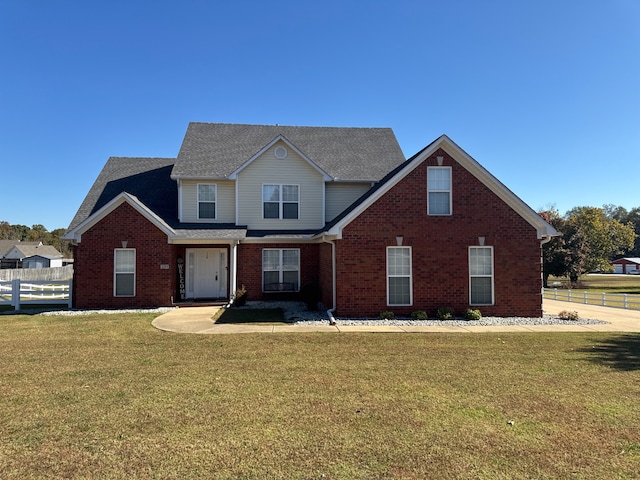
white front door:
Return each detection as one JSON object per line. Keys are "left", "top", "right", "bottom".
{"left": 186, "top": 248, "right": 228, "bottom": 299}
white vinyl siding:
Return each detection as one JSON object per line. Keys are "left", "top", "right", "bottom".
{"left": 325, "top": 182, "right": 372, "bottom": 221}
{"left": 180, "top": 180, "right": 235, "bottom": 223}
{"left": 114, "top": 248, "right": 135, "bottom": 297}
{"left": 387, "top": 246, "right": 412, "bottom": 306}
{"left": 237, "top": 142, "right": 324, "bottom": 229}
{"left": 469, "top": 246, "right": 494, "bottom": 305}
{"left": 427, "top": 166, "right": 452, "bottom": 215}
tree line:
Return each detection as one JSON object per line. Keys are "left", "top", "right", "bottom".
{"left": 540, "top": 205, "right": 639, "bottom": 286}
{"left": 0, "top": 221, "right": 73, "bottom": 258}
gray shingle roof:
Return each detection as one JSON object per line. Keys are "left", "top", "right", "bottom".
{"left": 6, "top": 244, "right": 62, "bottom": 259}
{"left": 67, "top": 157, "right": 178, "bottom": 231}
{"left": 171, "top": 122, "right": 406, "bottom": 181}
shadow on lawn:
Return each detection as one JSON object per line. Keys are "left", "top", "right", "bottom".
{"left": 578, "top": 334, "right": 640, "bottom": 371}
{"left": 214, "top": 308, "right": 290, "bottom": 324}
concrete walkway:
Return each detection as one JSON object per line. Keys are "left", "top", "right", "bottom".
{"left": 151, "top": 300, "right": 640, "bottom": 334}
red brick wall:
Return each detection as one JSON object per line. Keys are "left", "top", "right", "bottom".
{"left": 319, "top": 242, "right": 334, "bottom": 309}
{"left": 334, "top": 148, "right": 543, "bottom": 318}
{"left": 237, "top": 243, "right": 320, "bottom": 301}
{"left": 73, "top": 203, "right": 177, "bottom": 309}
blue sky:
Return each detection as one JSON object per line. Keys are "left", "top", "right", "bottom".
{"left": 1, "top": 0, "right": 639, "bottom": 231}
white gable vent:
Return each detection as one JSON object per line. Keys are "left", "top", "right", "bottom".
{"left": 274, "top": 146, "right": 287, "bottom": 159}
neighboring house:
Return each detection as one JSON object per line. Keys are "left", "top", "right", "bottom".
{"left": 63, "top": 122, "right": 558, "bottom": 317}
{"left": 611, "top": 258, "right": 640, "bottom": 274}
{"left": 2, "top": 243, "right": 64, "bottom": 269}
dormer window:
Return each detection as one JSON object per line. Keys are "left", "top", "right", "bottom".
{"left": 198, "top": 184, "right": 216, "bottom": 219}
{"left": 263, "top": 184, "right": 299, "bottom": 219}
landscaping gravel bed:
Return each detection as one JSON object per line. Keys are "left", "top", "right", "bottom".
{"left": 238, "top": 301, "right": 609, "bottom": 326}
{"left": 22, "top": 301, "right": 608, "bottom": 327}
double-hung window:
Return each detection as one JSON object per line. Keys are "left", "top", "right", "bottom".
{"left": 262, "top": 249, "right": 300, "bottom": 291}
{"left": 198, "top": 184, "right": 216, "bottom": 220}
{"left": 469, "top": 246, "right": 494, "bottom": 305}
{"left": 114, "top": 248, "right": 135, "bottom": 297}
{"left": 263, "top": 184, "right": 299, "bottom": 219}
{"left": 427, "top": 166, "right": 452, "bottom": 215}
{"left": 387, "top": 246, "right": 412, "bottom": 306}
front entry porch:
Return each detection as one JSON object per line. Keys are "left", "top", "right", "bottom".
{"left": 184, "top": 247, "right": 229, "bottom": 301}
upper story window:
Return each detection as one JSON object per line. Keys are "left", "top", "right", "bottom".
{"left": 198, "top": 184, "right": 216, "bottom": 219}
{"left": 427, "top": 167, "right": 452, "bottom": 215}
{"left": 263, "top": 184, "right": 299, "bottom": 219}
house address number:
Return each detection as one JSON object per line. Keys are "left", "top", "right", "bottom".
{"left": 160, "top": 264, "right": 170, "bottom": 269}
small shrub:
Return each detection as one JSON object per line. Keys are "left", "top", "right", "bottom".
{"left": 411, "top": 310, "right": 428, "bottom": 320}
{"left": 558, "top": 310, "right": 579, "bottom": 321}
{"left": 436, "top": 307, "right": 454, "bottom": 320}
{"left": 464, "top": 308, "right": 482, "bottom": 320}
{"left": 233, "top": 285, "right": 247, "bottom": 307}
{"left": 379, "top": 310, "right": 395, "bottom": 320}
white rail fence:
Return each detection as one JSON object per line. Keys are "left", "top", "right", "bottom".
{"left": 544, "top": 288, "right": 640, "bottom": 310}
{"left": 0, "top": 279, "right": 72, "bottom": 310}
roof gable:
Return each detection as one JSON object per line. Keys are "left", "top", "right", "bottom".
{"left": 63, "top": 192, "right": 176, "bottom": 243}
{"left": 171, "top": 123, "right": 405, "bottom": 181}
{"left": 228, "top": 135, "right": 331, "bottom": 181}
{"left": 66, "top": 157, "right": 177, "bottom": 232}
{"left": 325, "top": 135, "right": 559, "bottom": 240}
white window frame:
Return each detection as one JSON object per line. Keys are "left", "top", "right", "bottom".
{"left": 114, "top": 248, "right": 136, "bottom": 297}
{"left": 197, "top": 183, "right": 217, "bottom": 220}
{"left": 387, "top": 246, "right": 412, "bottom": 306}
{"left": 427, "top": 166, "right": 452, "bottom": 216}
{"left": 262, "top": 248, "right": 300, "bottom": 292}
{"left": 469, "top": 246, "right": 494, "bottom": 306}
{"left": 262, "top": 184, "right": 300, "bottom": 220}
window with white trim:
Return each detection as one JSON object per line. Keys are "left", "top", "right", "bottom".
{"left": 114, "top": 248, "right": 135, "bottom": 297}
{"left": 198, "top": 184, "right": 216, "bottom": 219}
{"left": 263, "top": 184, "right": 299, "bottom": 219}
{"left": 427, "top": 166, "right": 452, "bottom": 215}
{"left": 469, "top": 246, "right": 494, "bottom": 305}
{"left": 262, "top": 248, "right": 300, "bottom": 292}
{"left": 387, "top": 246, "right": 412, "bottom": 306}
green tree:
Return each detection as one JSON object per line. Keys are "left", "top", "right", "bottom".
{"left": 0, "top": 221, "right": 17, "bottom": 240}
{"left": 565, "top": 206, "right": 636, "bottom": 275}
{"left": 540, "top": 210, "right": 589, "bottom": 286}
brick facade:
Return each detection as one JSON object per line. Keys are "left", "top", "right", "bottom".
{"left": 73, "top": 203, "right": 178, "bottom": 309}
{"left": 71, "top": 148, "right": 545, "bottom": 317}
{"left": 236, "top": 243, "right": 320, "bottom": 302}
{"left": 332, "top": 148, "right": 543, "bottom": 318}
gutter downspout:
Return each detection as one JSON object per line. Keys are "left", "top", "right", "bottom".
{"left": 322, "top": 236, "right": 338, "bottom": 325}
{"left": 226, "top": 239, "right": 240, "bottom": 309}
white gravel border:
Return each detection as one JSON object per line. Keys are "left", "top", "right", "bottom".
{"left": 18, "top": 301, "right": 608, "bottom": 326}
{"left": 235, "top": 301, "right": 608, "bottom": 327}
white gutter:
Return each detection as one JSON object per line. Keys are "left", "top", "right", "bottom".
{"left": 225, "top": 239, "right": 240, "bottom": 309}
{"left": 322, "top": 236, "right": 338, "bottom": 325}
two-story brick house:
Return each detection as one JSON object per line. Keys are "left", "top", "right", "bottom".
{"left": 64, "top": 122, "right": 557, "bottom": 317}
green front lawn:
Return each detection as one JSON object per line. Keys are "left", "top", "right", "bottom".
{"left": 1, "top": 312, "right": 639, "bottom": 479}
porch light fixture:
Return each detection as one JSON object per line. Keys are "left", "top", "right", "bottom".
{"left": 396, "top": 236, "right": 403, "bottom": 246}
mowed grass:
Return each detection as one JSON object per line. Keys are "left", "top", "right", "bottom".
{"left": 550, "top": 274, "right": 640, "bottom": 295}
{"left": 1, "top": 313, "right": 640, "bottom": 479}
